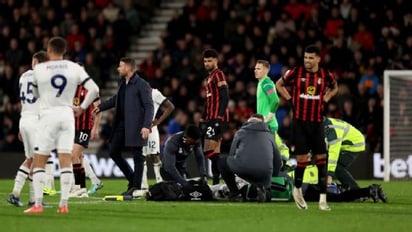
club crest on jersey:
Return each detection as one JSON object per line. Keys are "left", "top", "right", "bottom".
{"left": 299, "top": 86, "right": 320, "bottom": 100}
{"left": 306, "top": 86, "right": 316, "bottom": 95}
{"left": 73, "top": 97, "right": 80, "bottom": 105}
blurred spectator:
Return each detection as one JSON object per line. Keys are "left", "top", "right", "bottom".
{"left": 84, "top": 52, "right": 103, "bottom": 88}
{"left": 166, "top": 109, "right": 189, "bottom": 138}
{"left": 353, "top": 23, "right": 374, "bottom": 52}
{"left": 112, "top": 10, "right": 131, "bottom": 56}
{"left": 268, "top": 54, "right": 283, "bottom": 80}
{"left": 66, "top": 24, "right": 86, "bottom": 51}
{"left": 323, "top": 7, "right": 344, "bottom": 38}
{"left": 359, "top": 66, "right": 380, "bottom": 96}
{"left": 1, "top": 101, "right": 21, "bottom": 152}
{"left": 365, "top": 97, "right": 383, "bottom": 152}
{"left": 1, "top": 0, "right": 412, "bottom": 156}
{"left": 340, "top": 98, "right": 358, "bottom": 127}
{"left": 234, "top": 98, "right": 253, "bottom": 123}
{"left": 274, "top": 12, "right": 295, "bottom": 35}
{"left": 0, "top": 64, "right": 19, "bottom": 104}
{"left": 139, "top": 52, "right": 158, "bottom": 80}
{"left": 102, "top": 1, "right": 120, "bottom": 23}
{"left": 5, "top": 38, "right": 24, "bottom": 70}
{"left": 123, "top": 0, "right": 140, "bottom": 32}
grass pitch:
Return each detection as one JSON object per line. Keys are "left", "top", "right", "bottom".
{"left": 0, "top": 179, "right": 411, "bottom": 232}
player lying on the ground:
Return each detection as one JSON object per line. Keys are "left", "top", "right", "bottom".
{"left": 210, "top": 164, "right": 387, "bottom": 203}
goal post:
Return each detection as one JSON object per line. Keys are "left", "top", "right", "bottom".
{"left": 383, "top": 70, "right": 412, "bottom": 181}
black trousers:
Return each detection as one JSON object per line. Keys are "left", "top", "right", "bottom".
{"left": 335, "top": 151, "right": 362, "bottom": 189}
{"left": 303, "top": 184, "right": 370, "bottom": 202}
{"left": 218, "top": 156, "right": 239, "bottom": 193}
{"left": 218, "top": 155, "right": 273, "bottom": 193}
{"left": 109, "top": 125, "right": 144, "bottom": 189}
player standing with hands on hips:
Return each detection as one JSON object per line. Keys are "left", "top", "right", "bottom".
{"left": 200, "top": 49, "right": 230, "bottom": 185}
{"left": 140, "top": 88, "right": 175, "bottom": 191}
{"left": 276, "top": 45, "right": 338, "bottom": 211}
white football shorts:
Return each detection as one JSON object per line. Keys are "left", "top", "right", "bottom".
{"left": 19, "top": 113, "right": 39, "bottom": 158}
{"left": 143, "top": 126, "right": 160, "bottom": 156}
{"left": 35, "top": 107, "right": 75, "bottom": 155}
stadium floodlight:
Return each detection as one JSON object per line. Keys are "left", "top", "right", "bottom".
{"left": 383, "top": 70, "right": 412, "bottom": 181}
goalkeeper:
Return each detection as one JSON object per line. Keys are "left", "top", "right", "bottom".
{"left": 324, "top": 117, "right": 365, "bottom": 189}
{"left": 254, "top": 60, "right": 290, "bottom": 164}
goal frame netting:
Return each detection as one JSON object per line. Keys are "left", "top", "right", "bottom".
{"left": 383, "top": 70, "right": 412, "bottom": 181}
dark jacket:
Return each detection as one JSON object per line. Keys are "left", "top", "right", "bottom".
{"left": 227, "top": 122, "right": 274, "bottom": 177}
{"left": 99, "top": 72, "right": 154, "bottom": 147}
{"left": 162, "top": 132, "right": 206, "bottom": 185}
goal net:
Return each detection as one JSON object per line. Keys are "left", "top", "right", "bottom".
{"left": 383, "top": 70, "right": 412, "bottom": 181}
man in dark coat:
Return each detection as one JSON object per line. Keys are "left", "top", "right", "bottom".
{"left": 94, "top": 57, "right": 154, "bottom": 195}
{"left": 218, "top": 114, "right": 282, "bottom": 201}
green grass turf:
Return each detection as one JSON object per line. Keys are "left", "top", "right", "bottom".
{"left": 0, "top": 179, "right": 411, "bottom": 232}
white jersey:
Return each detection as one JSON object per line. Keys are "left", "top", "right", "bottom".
{"left": 152, "top": 88, "right": 166, "bottom": 119}
{"left": 32, "top": 59, "right": 99, "bottom": 155}
{"left": 143, "top": 89, "right": 166, "bottom": 155}
{"left": 19, "top": 70, "right": 39, "bottom": 115}
{"left": 19, "top": 69, "right": 40, "bottom": 158}
{"left": 33, "top": 60, "right": 90, "bottom": 110}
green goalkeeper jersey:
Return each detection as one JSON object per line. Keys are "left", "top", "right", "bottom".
{"left": 257, "top": 76, "right": 279, "bottom": 132}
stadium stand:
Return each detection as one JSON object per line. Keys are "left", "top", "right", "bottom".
{"left": 1, "top": 0, "right": 411, "bottom": 158}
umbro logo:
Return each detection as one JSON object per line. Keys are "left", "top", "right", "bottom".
{"left": 189, "top": 191, "right": 202, "bottom": 200}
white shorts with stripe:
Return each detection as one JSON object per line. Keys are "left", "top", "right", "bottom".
{"left": 143, "top": 126, "right": 160, "bottom": 156}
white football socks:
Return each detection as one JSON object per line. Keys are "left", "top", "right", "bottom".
{"left": 44, "top": 158, "right": 55, "bottom": 189}
{"left": 83, "top": 157, "right": 100, "bottom": 185}
{"left": 12, "top": 165, "right": 30, "bottom": 197}
{"left": 59, "top": 168, "right": 73, "bottom": 207}
{"left": 153, "top": 162, "right": 163, "bottom": 183}
{"left": 141, "top": 161, "right": 148, "bottom": 189}
{"left": 32, "top": 168, "right": 46, "bottom": 207}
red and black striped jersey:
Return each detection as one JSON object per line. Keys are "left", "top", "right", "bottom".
{"left": 283, "top": 66, "right": 336, "bottom": 122}
{"left": 73, "top": 85, "right": 95, "bottom": 130}
{"left": 204, "top": 68, "right": 229, "bottom": 122}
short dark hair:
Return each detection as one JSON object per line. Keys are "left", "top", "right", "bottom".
{"left": 202, "top": 49, "right": 219, "bottom": 59}
{"left": 33, "top": 51, "right": 48, "bottom": 63}
{"left": 120, "top": 57, "right": 136, "bottom": 69}
{"left": 250, "top": 113, "right": 264, "bottom": 121}
{"left": 184, "top": 124, "right": 201, "bottom": 140}
{"left": 304, "top": 45, "right": 320, "bottom": 56}
{"left": 256, "top": 60, "right": 270, "bottom": 69}
{"left": 48, "top": 36, "right": 67, "bottom": 55}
